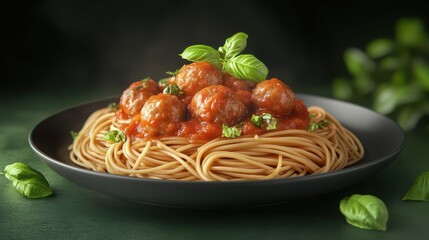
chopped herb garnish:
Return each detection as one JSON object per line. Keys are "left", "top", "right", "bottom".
{"left": 251, "top": 113, "right": 278, "bottom": 130}
{"left": 70, "top": 130, "right": 79, "bottom": 140}
{"left": 251, "top": 114, "right": 263, "bottom": 127}
{"left": 222, "top": 124, "right": 242, "bottom": 138}
{"left": 307, "top": 120, "right": 330, "bottom": 132}
{"left": 309, "top": 114, "right": 316, "bottom": 119}
{"left": 133, "top": 78, "right": 150, "bottom": 91}
{"left": 308, "top": 122, "right": 320, "bottom": 132}
{"left": 321, "top": 120, "right": 330, "bottom": 127}
{"left": 158, "top": 78, "right": 168, "bottom": 87}
{"left": 163, "top": 84, "right": 183, "bottom": 96}
{"left": 166, "top": 68, "right": 181, "bottom": 77}
{"left": 262, "top": 113, "right": 278, "bottom": 130}
{"left": 108, "top": 102, "right": 119, "bottom": 112}
{"left": 104, "top": 130, "right": 126, "bottom": 143}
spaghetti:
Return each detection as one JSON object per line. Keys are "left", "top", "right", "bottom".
{"left": 69, "top": 106, "right": 364, "bottom": 181}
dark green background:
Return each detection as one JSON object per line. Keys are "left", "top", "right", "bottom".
{"left": 4, "top": 0, "right": 429, "bottom": 92}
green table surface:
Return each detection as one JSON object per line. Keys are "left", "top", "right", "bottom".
{"left": 1, "top": 85, "right": 427, "bottom": 240}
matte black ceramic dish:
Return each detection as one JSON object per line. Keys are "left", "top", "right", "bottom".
{"left": 29, "top": 94, "right": 405, "bottom": 208}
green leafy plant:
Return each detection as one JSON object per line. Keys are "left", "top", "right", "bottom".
{"left": 403, "top": 171, "right": 429, "bottom": 201}
{"left": 333, "top": 18, "right": 429, "bottom": 131}
{"left": 1, "top": 162, "right": 53, "bottom": 198}
{"left": 339, "top": 194, "right": 389, "bottom": 231}
{"left": 180, "top": 32, "right": 268, "bottom": 82}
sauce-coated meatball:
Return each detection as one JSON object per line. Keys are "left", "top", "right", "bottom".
{"left": 223, "top": 74, "right": 255, "bottom": 91}
{"left": 190, "top": 85, "right": 246, "bottom": 125}
{"left": 251, "top": 78, "right": 295, "bottom": 117}
{"left": 140, "top": 94, "right": 185, "bottom": 137}
{"left": 170, "top": 62, "right": 223, "bottom": 96}
{"left": 119, "top": 79, "right": 160, "bottom": 116}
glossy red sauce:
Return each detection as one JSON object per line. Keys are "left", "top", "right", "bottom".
{"left": 116, "top": 62, "right": 310, "bottom": 142}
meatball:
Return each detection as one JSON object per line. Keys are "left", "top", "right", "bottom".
{"left": 223, "top": 74, "right": 255, "bottom": 91}
{"left": 140, "top": 94, "right": 185, "bottom": 137}
{"left": 170, "top": 62, "right": 223, "bottom": 96}
{"left": 251, "top": 78, "right": 295, "bottom": 117}
{"left": 119, "top": 79, "right": 160, "bottom": 116}
{"left": 190, "top": 85, "right": 246, "bottom": 125}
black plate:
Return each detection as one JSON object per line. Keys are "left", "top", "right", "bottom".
{"left": 29, "top": 94, "right": 404, "bottom": 208}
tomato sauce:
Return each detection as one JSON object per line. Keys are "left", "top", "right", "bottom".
{"left": 116, "top": 62, "right": 310, "bottom": 142}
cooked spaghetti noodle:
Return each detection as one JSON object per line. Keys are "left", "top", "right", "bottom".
{"left": 70, "top": 106, "right": 364, "bottom": 181}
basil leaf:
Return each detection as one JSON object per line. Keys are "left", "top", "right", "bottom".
{"left": 412, "top": 60, "right": 429, "bottom": 91}
{"left": 219, "top": 32, "right": 248, "bottom": 60}
{"left": 379, "top": 56, "right": 403, "bottom": 71}
{"left": 180, "top": 45, "right": 222, "bottom": 69}
{"left": 332, "top": 77, "right": 353, "bottom": 100}
{"left": 373, "top": 83, "right": 423, "bottom": 115}
{"left": 3, "top": 162, "right": 53, "bottom": 198}
{"left": 353, "top": 74, "right": 375, "bottom": 95}
{"left": 366, "top": 38, "right": 395, "bottom": 59}
{"left": 344, "top": 48, "right": 375, "bottom": 76}
{"left": 224, "top": 54, "right": 268, "bottom": 82}
{"left": 396, "top": 18, "right": 426, "bottom": 47}
{"left": 403, "top": 171, "right": 429, "bottom": 201}
{"left": 340, "top": 194, "right": 389, "bottom": 231}
{"left": 397, "top": 102, "right": 429, "bottom": 131}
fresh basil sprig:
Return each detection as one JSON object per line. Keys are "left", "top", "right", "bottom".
{"left": 180, "top": 32, "right": 268, "bottom": 82}
{"left": 340, "top": 194, "right": 389, "bottom": 231}
{"left": 1, "top": 162, "right": 53, "bottom": 199}
{"left": 403, "top": 171, "right": 429, "bottom": 201}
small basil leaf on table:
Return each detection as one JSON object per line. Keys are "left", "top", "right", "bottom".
{"left": 403, "top": 171, "right": 429, "bottom": 201}
{"left": 339, "top": 194, "right": 389, "bottom": 231}
{"left": 3, "top": 162, "right": 53, "bottom": 198}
